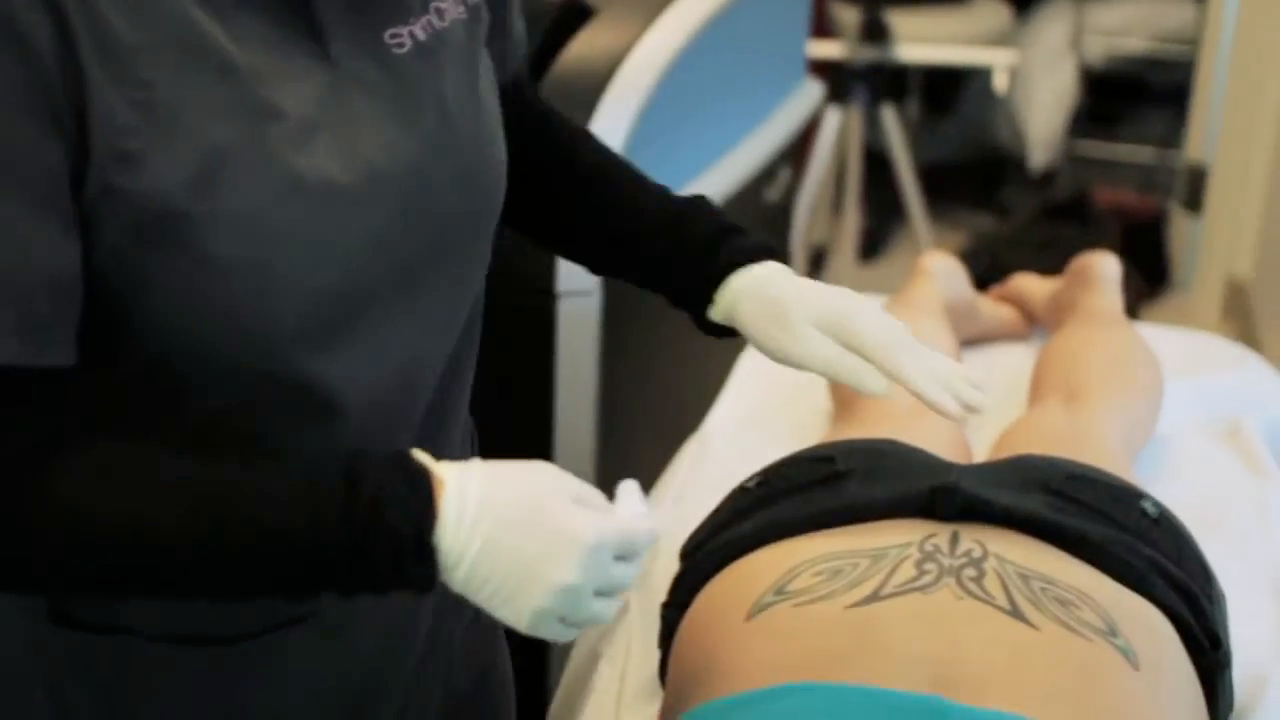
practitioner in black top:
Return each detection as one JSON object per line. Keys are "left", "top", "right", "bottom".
{"left": 0, "top": 1, "right": 985, "bottom": 717}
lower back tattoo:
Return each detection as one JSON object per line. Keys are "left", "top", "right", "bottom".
{"left": 745, "top": 530, "right": 1140, "bottom": 670}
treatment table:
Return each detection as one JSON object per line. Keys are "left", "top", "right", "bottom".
{"left": 551, "top": 321, "right": 1280, "bottom": 720}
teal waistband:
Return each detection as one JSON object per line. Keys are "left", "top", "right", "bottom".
{"left": 682, "top": 683, "right": 1031, "bottom": 719}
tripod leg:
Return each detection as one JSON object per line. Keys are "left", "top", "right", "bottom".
{"left": 788, "top": 102, "right": 845, "bottom": 276}
{"left": 879, "top": 100, "right": 936, "bottom": 251}
{"left": 835, "top": 92, "right": 867, "bottom": 263}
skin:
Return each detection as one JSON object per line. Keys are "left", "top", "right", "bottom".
{"left": 660, "top": 251, "right": 1209, "bottom": 720}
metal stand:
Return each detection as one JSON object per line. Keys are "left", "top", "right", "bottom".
{"left": 790, "top": 1, "right": 937, "bottom": 274}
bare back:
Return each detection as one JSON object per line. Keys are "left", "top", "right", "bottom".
{"left": 661, "top": 519, "right": 1208, "bottom": 720}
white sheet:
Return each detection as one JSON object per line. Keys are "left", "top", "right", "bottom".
{"left": 551, "top": 323, "right": 1280, "bottom": 720}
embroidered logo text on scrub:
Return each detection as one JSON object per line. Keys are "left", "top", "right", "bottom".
{"left": 384, "top": 0, "right": 484, "bottom": 54}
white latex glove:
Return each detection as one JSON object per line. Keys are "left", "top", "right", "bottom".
{"left": 707, "top": 261, "right": 987, "bottom": 419}
{"left": 415, "top": 451, "right": 657, "bottom": 643}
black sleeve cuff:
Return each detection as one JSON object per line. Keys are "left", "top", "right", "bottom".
{"left": 340, "top": 450, "right": 439, "bottom": 594}
{"left": 673, "top": 206, "right": 784, "bottom": 338}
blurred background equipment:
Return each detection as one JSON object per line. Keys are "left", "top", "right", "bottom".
{"left": 798, "top": 0, "right": 1206, "bottom": 325}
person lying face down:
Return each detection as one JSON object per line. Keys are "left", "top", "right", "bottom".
{"left": 657, "top": 249, "right": 1231, "bottom": 720}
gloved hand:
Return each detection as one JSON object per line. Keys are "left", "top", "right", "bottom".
{"left": 707, "top": 261, "right": 987, "bottom": 419}
{"left": 415, "top": 451, "right": 658, "bottom": 643}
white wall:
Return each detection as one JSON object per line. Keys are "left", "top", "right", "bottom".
{"left": 1177, "top": 0, "right": 1280, "bottom": 362}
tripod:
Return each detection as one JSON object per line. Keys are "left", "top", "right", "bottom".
{"left": 790, "top": 0, "right": 937, "bottom": 276}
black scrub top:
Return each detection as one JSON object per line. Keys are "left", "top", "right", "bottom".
{"left": 0, "top": 0, "right": 779, "bottom": 600}
{"left": 0, "top": 1, "right": 779, "bottom": 713}
{"left": 2, "top": 0, "right": 525, "bottom": 457}
{"left": 0, "top": 3, "right": 530, "bottom": 716}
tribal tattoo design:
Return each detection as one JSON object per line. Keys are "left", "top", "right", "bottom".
{"left": 745, "top": 530, "right": 1140, "bottom": 670}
